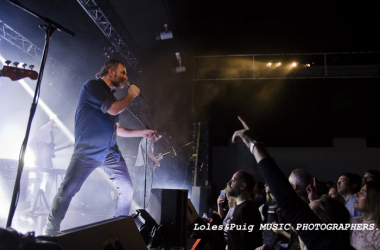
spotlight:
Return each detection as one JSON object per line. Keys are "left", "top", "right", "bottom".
{"left": 173, "top": 52, "right": 186, "bottom": 73}
{"left": 291, "top": 62, "right": 298, "bottom": 67}
{"left": 276, "top": 62, "right": 282, "bottom": 66}
{"left": 266, "top": 62, "right": 272, "bottom": 67}
{"left": 155, "top": 24, "right": 173, "bottom": 40}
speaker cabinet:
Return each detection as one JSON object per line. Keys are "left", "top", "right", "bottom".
{"left": 191, "top": 186, "right": 210, "bottom": 215}
{"left": 37, "top": 216, "right": 146, "bottom": 250}
{"left": 148, "top": 189, "right": 188, "bottom": 248}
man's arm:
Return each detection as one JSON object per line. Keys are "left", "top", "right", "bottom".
{"left": 116, "top": 123, "right": 155, "bottom": 138}
{"left": 107, "top": 85, "right": 140, "bottom": 115}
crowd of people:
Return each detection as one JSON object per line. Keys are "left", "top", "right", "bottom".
{"left": 208, "top": 116, "right": 380, "bottom": 250}
{"left": 25, "top": 58, "right": 378, "bottom": 250}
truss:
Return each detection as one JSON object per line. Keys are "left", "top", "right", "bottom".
{"left": 0, "top": 20, "right": 83, "bottom": 84}
{"left": 77, "top": 0, "right": 142, "bottom": 74}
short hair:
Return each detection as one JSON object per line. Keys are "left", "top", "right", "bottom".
{"left": 236, "top": 170, "right": 256, "bottom": 193}
{"left": 366, "top": 170, "right": 380, "bottom": 181}
{"left": 340, "top": 173, "right": 362, "bottom": 193}
{"left": 289, "top": 169, "right": 313, "bottom": 193}
{"left": 99, "top": 59, "right": 125, "bottom": 77}
{"left": 312, "top": 195, "right": 350, "bottom": 224}
{"left": 365, "top": 181, "right": 380, "bottom": 228}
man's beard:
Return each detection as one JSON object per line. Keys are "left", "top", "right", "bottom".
{"left": 111, "top": 78, "right": 124, "bottom": 88}
{"left": 228, "top": 188, "right": 240, "bottom": 198}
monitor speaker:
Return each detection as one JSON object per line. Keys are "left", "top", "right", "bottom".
{"left": 148, "top": 188, "right": 188, "bottom": 248}
{"left": 37, "top": 216, "right": 146, "bottom": 250}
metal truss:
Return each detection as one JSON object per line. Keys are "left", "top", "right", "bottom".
{"left": 0, "top": 20, "right": 83, "bottom": 84}
{"left": 193, "top": 52, "right": 380, "bottom": 80}
{"left": 77, "top": 0, "right": 142, "bottom": 74}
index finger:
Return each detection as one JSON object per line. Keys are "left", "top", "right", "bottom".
{"left": 238, "top": 116, "right": 250, "bottom": 130}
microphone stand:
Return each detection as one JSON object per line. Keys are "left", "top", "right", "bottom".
{"left": 6, "top": 0, "right": 74, "bottom": 228}
{"left": 126, "top": 108, "right": 151, "bottom": 209}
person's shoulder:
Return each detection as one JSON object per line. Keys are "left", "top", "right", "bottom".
{"left": 84, "top": 78, "right": 103, "bottom": 86}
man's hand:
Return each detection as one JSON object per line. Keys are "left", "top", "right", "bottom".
{"left": 217, "top": 195, "right": 225, "bottom": 205}
{"left": 307, "top": 177, "right": 318, "bottom": 201}
{"left": 142, "top": 129, "right": 156, "bottom": 139}
{"left": 128, "top": 84, "right": 140, "bottom": 98}
{"left": 232, "top": 116, "right": 255, "bottom": 148}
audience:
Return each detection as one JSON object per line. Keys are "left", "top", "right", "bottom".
{"left": 258, "top": 184, "right": 289, "bottom": 250}
{"left": 362, "top": 169, "right": 380, "bottom": 185}
{"left": 350, "top": 180, "right": 380, "bottom": 250}
{"left": 226, "top": 170, "right": 263, "bottom": 249}
{"left": 232, "top": 116, "right": 354, "bottom": 250}
{"left": 253, "top": 182, "right": 266, "bottom": 207}
{"left": 337, "top": 173, "right": 362, "bottom": 218}
{"left": 288, "top": 169, "right": 313, "bottom": 203}
{"left": 217, "top": 186, "right": 236, "bottom": 224}
{"left": 327, "top": 184, "right": 345, "bottom": 204}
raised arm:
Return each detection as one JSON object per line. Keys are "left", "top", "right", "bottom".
{"left": 231, "top": 116, "right": 270, "bottom": 163}
{"left": 107, "top": 85, "right": 140, "bottom": 115}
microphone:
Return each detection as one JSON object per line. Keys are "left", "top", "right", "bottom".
{"left": 124, "top": 80, "right": 143, "bottom": 98}
{"left": 124, "top": 80, "right": 132, "bottom": 88}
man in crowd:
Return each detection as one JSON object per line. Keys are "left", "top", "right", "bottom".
{"left": 362, "top": 169, "right": 380, "bottom": 185}
{"left": 288, "top": 169, "right": 313, "bottom": 203}
{"left": 337, "top": 173, "right": 362, "bottom": 218}
{"left": 226, "top": 170, "right": 262, "bottom": 249}
{"left": 43, "top": 59, "right": 155, "bottom": 235}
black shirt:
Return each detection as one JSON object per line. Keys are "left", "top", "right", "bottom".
{"left": 74, "top": 79, "right": 120, "bottom": 162}
{"left": 227, "top": 200, "right": 262, "bottom": 250}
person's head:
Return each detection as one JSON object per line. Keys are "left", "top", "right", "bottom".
{"left": 227, "top": 170, "right": 255, "bottom": 200}
{"left": 354, "top": 181, "right": 380, "bottom": 227}
{"left": 309, "top": 195, "right": 350, "bottom": 224}
{"left": 99, "top": 59, "right": 127, "bottom": 88}
{"left": 328, "top": 185, "right": 345, "bottom": 204}
{"left": 325, "top": 181, "right": 334, "bottom": 190}
{"left": 288, "top": 169, "right": 312, "bottom": 198}
{"left": 253, "top": 182, "right": 264, "bottom": 195}
{"left": 362, "top": 170, "right": 380, "bottom": 185}
{"left": 337, "top": 173, "right": 361, "bottom": 198}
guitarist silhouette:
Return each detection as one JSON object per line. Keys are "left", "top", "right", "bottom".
{"left": 132, "top": 134, "right": 163, "bottom": 207}
{"left": 28, "top": 118, "right": 71, "bottom": 206}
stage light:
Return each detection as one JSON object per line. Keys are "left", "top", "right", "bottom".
{"left": 305, "top": 63, "right": 311, "bottom": 67}
{"left": 276, "top": 62, "right": 282, "bottom": 66}
{"left": 291, "top": 62, "right": 298, "bottom": 67}
{"left": 266, "top": 62, "right": 272, "bottom": 67}
{"left": 155, "top": 24, "right": 173, "bottom": 40}
{"left": 173, "top": 52, "right": 186, "bottom": 73}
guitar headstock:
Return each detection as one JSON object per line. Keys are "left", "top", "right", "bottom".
{"left": 1, "top": 61, "right": 38, "bottom": 81}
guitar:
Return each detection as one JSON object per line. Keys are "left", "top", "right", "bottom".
{"left": 1, "top": 61, "right": 38, "bottom": 80}
{"left": 38, "top": 143, "right": 74, "bottom": 159}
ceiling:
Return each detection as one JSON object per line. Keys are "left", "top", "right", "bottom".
{"left": 1, "top": 0, "right": 380, "bottom": 146}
